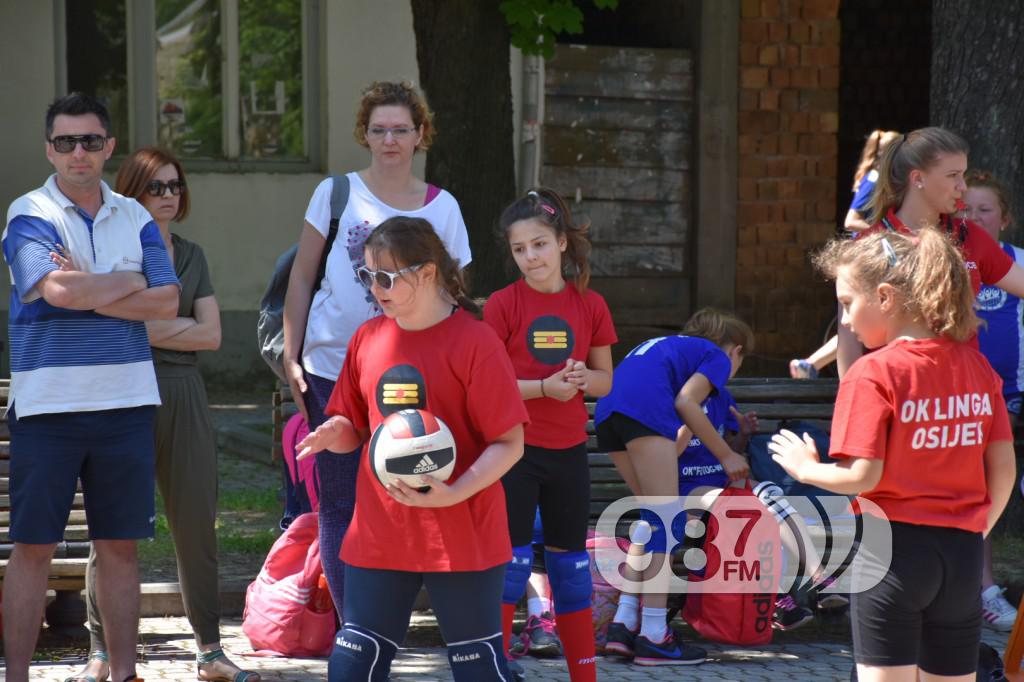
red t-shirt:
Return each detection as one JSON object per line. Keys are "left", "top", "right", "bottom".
{"left": 829, "top": 337, "right": 1012, "bottom": 532}
{"left": 484, "top": 280, "right": 617, "bottom": 449}
{"left": 326, "top": 310, "right": 529, "bottom": 572}
{"left": 860, "top": 208, "right": 1013, "bottom": 296}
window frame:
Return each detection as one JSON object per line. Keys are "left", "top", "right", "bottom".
{"left": 55, "top": 0, "right": 322, "bottom": 172}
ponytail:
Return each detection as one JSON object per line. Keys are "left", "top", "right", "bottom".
{"left": 813, "top": 228, "right": 978, "bottom": 342}
{"left": 364, "top": 216, "right": 481, "bottom": 316}
{"left": 852, "top": 129, "right": 900, "bottom": 192}
{"left": 865, "top": 126, "right": 969, "bottom": 226}
{"left": 498, "top": 187, "right": 593, "bottom": 292}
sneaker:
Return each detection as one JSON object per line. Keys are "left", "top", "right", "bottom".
{"left": 773, "top": 594, "right": 815, "bottom": 631}
{"left": 633, "top": 631, "right": 706, "bottom": 666}
{"left": 789, "top": 358, "right": 819, "bottom": 379}
{"left": 505, "top": 656, "right": 526, "bottom": 682}
{"left": 982, "top": 584, "right": 1018, "bottom": 631}
{"left": 814, "top": 577, "right": 850, "bottom": 610}
{"left": 603, "top": 622, "right": 638, "bottom": 658}
{"left": 524, "top": 612, "right": 562, "bottom": 657}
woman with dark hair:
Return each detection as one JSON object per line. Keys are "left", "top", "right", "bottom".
{"left": 65, "top": 148, "right": 256, "bottom": 682}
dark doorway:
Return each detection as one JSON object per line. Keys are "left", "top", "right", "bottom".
{"left": 836, "top": 0, "right": 932, "bottom": 227}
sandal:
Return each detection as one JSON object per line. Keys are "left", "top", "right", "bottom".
{"left": 64, "top": 650, "right": 110, "bottom": 682}
{"left": 196, "top": 649, "right": 261, "bottom": 682}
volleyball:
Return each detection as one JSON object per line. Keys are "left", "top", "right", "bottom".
{"left": 368, "top": 409, "right": 457, "bottom": 489}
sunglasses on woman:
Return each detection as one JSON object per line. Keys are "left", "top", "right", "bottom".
{"left": 47, "top": 134, "right": 108, "bottom": 153}
{"left": 356, "top": 263, "right": 423, "bottom": 290}
{"left": 146, "top": 180, "right": 187, "bottom": 197}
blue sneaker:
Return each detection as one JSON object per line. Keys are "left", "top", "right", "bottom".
{"left": 633, "top": 631, "right": 706, "bottom": 666}
{"left": 603, "top": 622, "right": 638, "bottom": 658}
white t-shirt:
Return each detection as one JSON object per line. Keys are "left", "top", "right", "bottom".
{"left": 301, "top": 172, "right": 472, "bottom": 381}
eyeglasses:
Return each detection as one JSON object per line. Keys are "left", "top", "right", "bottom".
{"left": 366, "top": 126, "right": 417, "bottom": 140}
{"left": 356, "top": 263, "right": 423, "bottom": 290}
{"left": 47, "top": 134, "right": 108, "bottom": 153}
{"left": 145, "top": 180, "right": 187, "bottom": 197}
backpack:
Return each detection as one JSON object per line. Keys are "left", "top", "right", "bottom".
{"left": 257, "top": 175, "right": 349, "bottom": 381}
{"left": 682, "top": 483, "right": 782, "bottom": 646}
{"left": 242, "top": 512, "right": 336, "bottom": 656}
{"left": 586, "top": 531, "right": 630, "bottom": 650}
{"left": 282, "top": 412, "right": 320, "bottom": 513}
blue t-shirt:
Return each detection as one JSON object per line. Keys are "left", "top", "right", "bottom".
{"left": 977, "top": 241, "right": 1024, "bottom": 406}
{"left": 850, "top": 170, "right": 877, "bottom": 213}
{"left": 594, "top": 335, "right": 732, "bottom": 440}
{"left": 678, "top": 387, "right": 738, "bottom": 485}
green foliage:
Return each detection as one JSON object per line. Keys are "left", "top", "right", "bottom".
{"left": 500, "top": 0, "right": 619, "bottom": 59}
{"left": 219, "top": 486, "right": 280, "bottom": 513}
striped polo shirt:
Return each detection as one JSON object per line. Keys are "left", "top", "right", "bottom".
{"left": 3, "top": 174, "right": 179, "bottom": 417}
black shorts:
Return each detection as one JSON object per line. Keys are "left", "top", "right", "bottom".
{"left": 852, "top": 520, "right": 983, "bottom": 676}
{"left": 502, "top": 442, "right": 590, "bottom": 551}
{"left": 595, "top": 412, "right": 661, "bottom": 452}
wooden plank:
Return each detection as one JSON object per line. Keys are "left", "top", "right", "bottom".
{"left": 0, "top": 557, "right": 89, "bottom": 578}
{"left": 591, "top": 245, "right": 685, "bottom": 277}
{"left": 546, "top": 68, "right": 692, "bottom": 101}
{"left": 577, "top": 201, "right": 688, "bottom": 245}
{"left": 545, "top": 95, "right": 690, "bottom": 132}
{"left": 543, "top": 127, "right": 690, "bottom": 170}
{"left": 541, "top": 165, "right": 688, "bottom": 202}
{"left": 731, "top": 403, "right": 834, "bottom": 420}
{"left": 550, "top": 44, "right": 693, "bottom": 77}
{"left": 727, "top": 379, "right": 839, "bottom": 401}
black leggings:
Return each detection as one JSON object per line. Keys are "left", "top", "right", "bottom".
{"left": 502, "top": 442, "right": 590, "bottom": 550}
{"left": 343, "top": 563, "right": 506, "bottom": 644}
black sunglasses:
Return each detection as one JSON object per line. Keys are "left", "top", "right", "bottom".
{"left": 145, "top": 180, "right": 187, "bottom": 197}
{"left": 48, "top": 134, "right": 108, "bottom": 153}
{"left": 356, "top": 264, "right": 423, "bottom": 290}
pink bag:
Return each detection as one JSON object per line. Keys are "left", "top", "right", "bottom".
{"left": 242, "top": 512, "right": 336, "bottom": 656}
{"left": 282, "top": 413, "right": 320, "bottom": 512}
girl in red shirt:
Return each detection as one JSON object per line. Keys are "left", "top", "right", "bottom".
{"left": 771, "top": 227, "right": 1016, "bottom": 681}
{"left": 836, "top": 126, "right": 1024, "bottom": 376}
{"left": 485, "top": 188, "right": 616, "bottom": 682}
{"left": 298, "top": 217, "right": 528, "bottom": 682}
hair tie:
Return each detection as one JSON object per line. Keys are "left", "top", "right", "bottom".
{"left": 881, "top": 238, "right": 898, "bottom": 267}
{"left": 540, "top": 204, "right": 556, "bottom": 216}
{"left": 527, "top": 190, "right": 540, "bottom": 199}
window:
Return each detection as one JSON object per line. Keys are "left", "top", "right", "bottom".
{"left": 60, "top": 0, "right": 320, "bottom": 170}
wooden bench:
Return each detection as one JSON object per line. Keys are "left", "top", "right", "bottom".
{"left": 273, "top": 377, "right": 840, "bottom": 528}
{"left": 0, "top": 379, "right": 91, "bottom": 631}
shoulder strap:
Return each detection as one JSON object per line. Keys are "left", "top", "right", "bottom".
{"left": 326, "top": 174, "right": 350, "bottom": 246}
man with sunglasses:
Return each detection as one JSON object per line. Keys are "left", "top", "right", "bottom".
{"left": 1, "top": 93, "right": 180, "bottom": 682}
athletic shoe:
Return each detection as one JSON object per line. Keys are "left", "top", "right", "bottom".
{"left": 506, "top": 655, "right": 526, "bottom": 682}
{"left": 524, "top": 612, "right": 562, "bottom": 657}
{"left": 789, "top": 358, "right": 819, "bottom": 379}
{"left": 982, "top": 584, "right": 1018, "bottom": 631}
{"left": 633, "top": 631, "right": 706, "bottom": 666}
{"left": 814, "top": 576, "right": 850, "bottom": 610}
{"left": 773, "top": 594, "right": 815, "bottom": 631}
{"left": 603, "top": 622, "right": 638, "bottom": 658}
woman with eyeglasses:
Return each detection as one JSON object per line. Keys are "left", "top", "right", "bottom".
{"left": 282, "top": 81, "right": 471, "bottom": 618}
{"left": 65, "top": 147, "right": 258, "bottom": 682}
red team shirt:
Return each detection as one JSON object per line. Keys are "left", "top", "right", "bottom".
{"left": 326, "top": 310, "right": 529, "bottom": 572}
{"left": 860, "top": 208, "right": 1013, "bottom": 296}
{"left": 484, "top": 279, "right": 617, "bottom": 449}
{"left": 829, "top": 337, "right": 1012, "bottom": 533}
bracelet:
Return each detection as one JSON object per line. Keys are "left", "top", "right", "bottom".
{"left": 539, "top": 378, "right": 546, "bottom": 397}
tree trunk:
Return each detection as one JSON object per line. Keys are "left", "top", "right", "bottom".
{"left": 931, "top": 0, "right": 1024, "bottom": 244}
{"left": 410, "top": 0, "right": 518, "bottom": 297}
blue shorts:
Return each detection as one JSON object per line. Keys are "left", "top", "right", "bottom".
{"left": 9, "top": 404, "right": 157, "bottom": 544}
{"left": 679, "top": 472, "right": 730, "bottom": 498}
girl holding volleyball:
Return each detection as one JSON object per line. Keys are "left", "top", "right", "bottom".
{"left": 771, "top": 227, "right": 1016, "bottom": 681}
{"left": 298, "top": 216, "right": 528, "bottom": 682}
{"left": 484, "top": 188, "right": 616, "bottom": 682}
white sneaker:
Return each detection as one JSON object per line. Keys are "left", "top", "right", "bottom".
{"left": 981, "top": 584, "right": 1018, "bottom": 631}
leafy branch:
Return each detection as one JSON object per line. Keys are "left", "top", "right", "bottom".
{"left": 499, "top": 0, "right": 619, "bottom": 59}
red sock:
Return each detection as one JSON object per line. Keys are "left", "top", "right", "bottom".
{"left": 502, "top": 602, "right": 517, "bottom": 656}
{"left": 556, "top": 608, "right": 596, "bottom": 682}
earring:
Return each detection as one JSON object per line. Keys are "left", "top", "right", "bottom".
{"left": 916, "top": 183, "right": 924, "bottom": 189}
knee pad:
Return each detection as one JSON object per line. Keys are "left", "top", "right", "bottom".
{"left": 545, "top": 549, "right": 593, "bottom": 614}
{"left": 327, "top": 624, "right": 398, "bottom": 682}
{"left": 447, "top": 633, "right": 512, "bottom": 682}
{"left": 502, "top": 544, "right": 534, "bottom": 605}
{"left": 753, "top": 481, "right": 797, "bottom": 524}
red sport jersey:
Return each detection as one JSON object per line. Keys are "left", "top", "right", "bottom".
{"left": 484, "top": 279, "right": 617, "bottom": 449}
{"left": 860, "top": 208, "right": 1013, "bottom": 296}
{"left": 327, "top": 310, "right": 529, "bottom": 572}
{"left": 829, "top": 337, "right": 1012, "bottom": 533}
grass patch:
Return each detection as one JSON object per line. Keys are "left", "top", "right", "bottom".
{"left": 218, "top": 527, "right": 280, "bottom": 554}
{"left": 219, "top": 486, "right": 279, "bottom": 513}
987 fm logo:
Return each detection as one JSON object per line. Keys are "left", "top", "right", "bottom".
{"left": 593, "top": 493, "right": 893, "bottom": 596}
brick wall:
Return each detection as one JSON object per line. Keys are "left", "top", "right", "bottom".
{"left": 736, "top": 0, "right": 840, "bottom": 375}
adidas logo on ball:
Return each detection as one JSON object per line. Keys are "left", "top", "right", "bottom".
{"left": 369, "top": 409, "right": 457, "bottom": 489}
